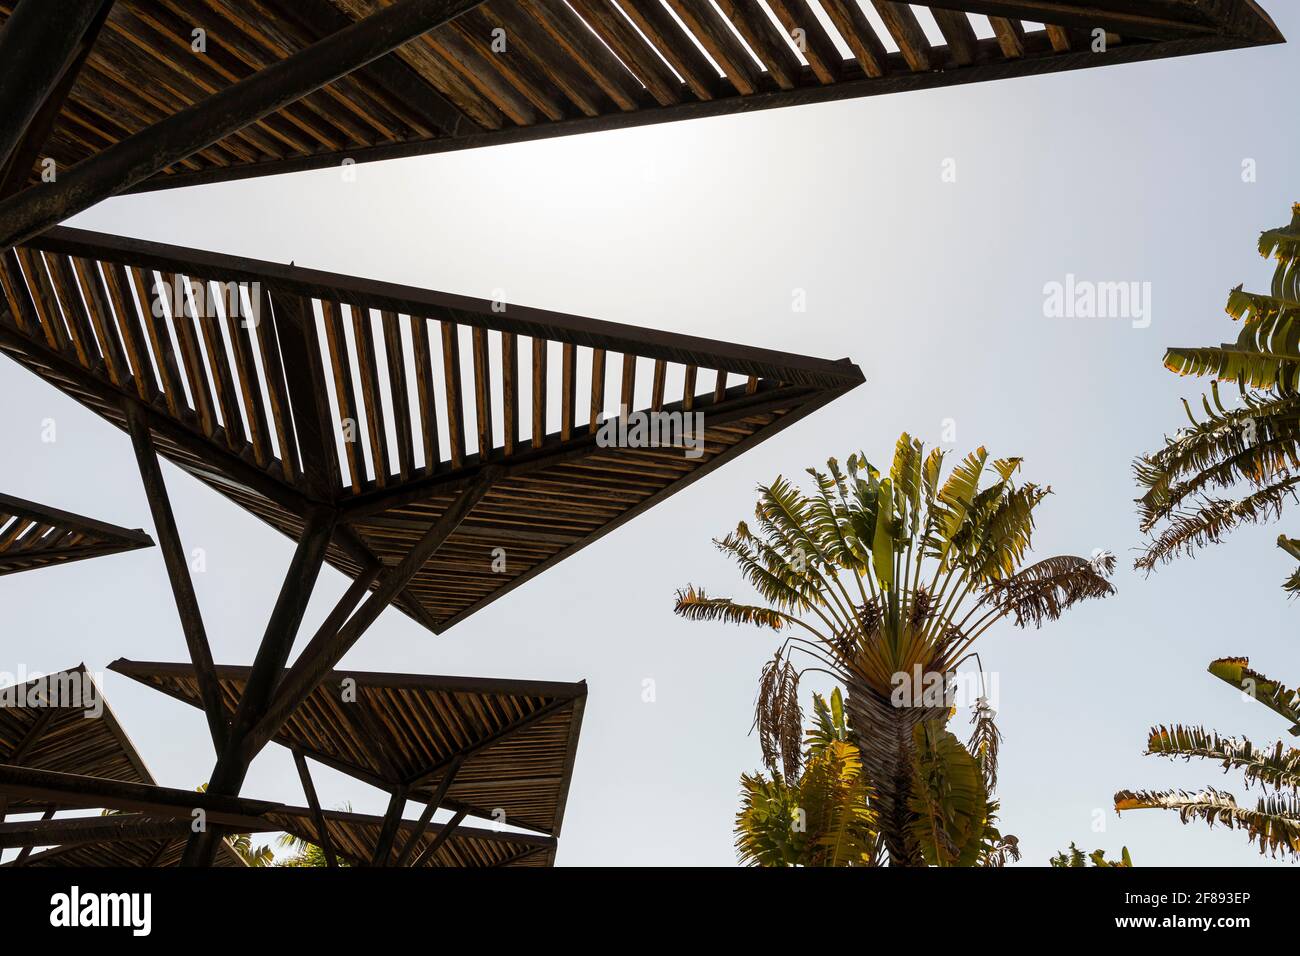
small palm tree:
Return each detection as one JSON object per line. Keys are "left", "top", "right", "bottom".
{"left": 676, "top": 434, "right": 1114, "bottom": 865}
{"left": 1136, "top": 203, "right": 1300, "bottom": 589}
{"left": 1116, "top": 657, "right": 1300, "bottom": 859}
{"left": 736, "top": 689, "right": 878, "bottom": 866}
{"left": 1049, "top": 843, "right": 1132, "bottom": 867}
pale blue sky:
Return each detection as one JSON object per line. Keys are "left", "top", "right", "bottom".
{"left": 3, "top": 11, "right": 1298, "bottom": 866}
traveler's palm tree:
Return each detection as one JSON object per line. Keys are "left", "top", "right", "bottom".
{"left": 676, "top": 434, "right": 1114, "bottom": 864}
{"left": 1136, "top": 203, "right": 1300, "bottom": 589}
{"left": 1116, "top": 657, "right": 1300, "bottom": 859}
{"left": 735, "top": 687, "right": 1020, "bottom": 867}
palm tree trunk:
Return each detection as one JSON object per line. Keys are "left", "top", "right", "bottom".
{"left": 845, "top": 681, "right": 947, "bottom": 866}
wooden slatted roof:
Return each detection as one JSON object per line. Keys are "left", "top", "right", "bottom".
{"left": 7, "top": 830, "right": 247, "bottom": 866}
{"left": 0, "top": 226, "right": 863, "bottom": 633}
{"left": 0, "top": 664, "right": 153, "bottom": 813}
{"left": 0, "top": 492, "right": 152, "bottom": 576}
{"left": 111, "top": 658, "right": 585, "bottom": 835}
{"left": 0, "top": 1, "right": 1283, "bottom": 196}
{"left": 266, "top": 805, "right": 557, "bottom": 866}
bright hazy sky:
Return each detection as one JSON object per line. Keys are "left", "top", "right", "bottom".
{"left": 3, "top": 7, "right": 1298, "bottom": 866}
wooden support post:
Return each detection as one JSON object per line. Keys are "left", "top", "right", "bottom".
{"left": 291, "top": 747, "right": 337, "bottom": 868}
{"left": 0, "top": 0, "right": 114, "bottom": 184}
{"left": 0, "top": 0, "right": 488, "bottom": 249}
{"left": 393, "top": 756, "right": 462, "bottom": 867}
{"left": 369, "top": 787, "right": 409, "bottom": 866}
{"left": 183, "top": 509, "right": 337, "bottom": 866}
{"left": 243, "top": 468, "right": 498, "bottom": 760}
{"left": 410, "top": 808, "right": 468, "bottom": 868}
{"left": 123, "top": 400, "right": 228, "bottom": 754}
{"left": 11, "top": 808, "right": 55, "bottom": 865}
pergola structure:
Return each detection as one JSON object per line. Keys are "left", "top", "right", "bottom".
{"left": 0, "top": 492, "right": 152, "bottom": 576}
{"left": 0, "top": 1, "right": 1284, "bottom": 248}
{"left": 0, "top": 662, "right": 576, "bottom": 866}
{"left": 0, "top": 225, "right": 856, "bottom": 864}
{"left": 112, "top": 659, "right": 586, "bottom": 863}
{"left": 0, "top": 664, "right": 245, "bottom": 866}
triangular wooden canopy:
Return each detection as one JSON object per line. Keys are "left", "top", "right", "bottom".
{"left": 0, "top": 664, "right": 152, "bottom": 813}
{"left": 0, "top": 492, "right": 152, "bottom": 576}
{"left": 0, "top": 665, "right": 248, "bottom": 866}
{"left": 111, "top": 659, "right": 586, "bottom": 836}
{"left": 0, "top": 1, "right": 1284, "bottom": 248}
{"left": 0, "top": 223, "right": 859, "bottom": 865}
{"left": 0, "top": 226, "right": 863, "bottom": 634}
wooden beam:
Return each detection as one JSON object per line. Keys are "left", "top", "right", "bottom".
{"left": 183, "top": 509, "right": 337, "bottom": 866}
{"left": 0, "top": 0, "right": 489, "bottom": 249}
{"left": 11, "top": 808, "right": 54, "bottom": 864}
{"left": 123, "top": 399, "right": 228, "bottom": 754}
{"left": 0, "top": 814, "right": 274, "bottom": 849}
{"left": 369, "top": 787, "right": 410, "bottom": 866}
{"left": 0, "top": 765, "right": 281, "bottom": 828}
{"left": 0, "top": 1, "right": 115, "bottom": 199}
{"left": 243, "top": 467, "right": 500, "bottom": 760}
{"left": 393, "top": 756, "right": 462, "bottom": 867}
{"left": 291, "top": 747, "right": 337, "bottom": 868}
{"left": 411, "top": 807, "right": 468, "bottom": 867}
{"left": 0, "top": 0, "right": 114, "bottom": 183}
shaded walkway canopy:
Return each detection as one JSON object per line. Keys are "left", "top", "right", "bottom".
{"left": 0, "top": 492, "right": 152, "bottom": 576}
{"left": 0, "top": 1, "right": 1284, "bottom": 247}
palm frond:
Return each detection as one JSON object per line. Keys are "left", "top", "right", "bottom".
{"left": 1135, "top": 478, "right": 1300, "bottom": 573}
{"left": 1115, "top": 787, "right": 1300, "bottom": 859}
{"left": 979, "top": 553, "right": 1116, "bottom": 628}
{"left": 1207, "top": 657, "right": 1300, "bottom": 735}
{"left": 673, "top": 587, "right": 788, "bottom": 630}
{"left": 754, "top": 652, "right": 802, "bottom": 779}
{"left": 1146, "top": 724, "right": 1300, "bottom": 791}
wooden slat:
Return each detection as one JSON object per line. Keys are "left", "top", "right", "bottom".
{"left": 440, "top": 320, "right": 466, "bottom": 468}
{"left": 666, "top": 0, "right": 762, "bottom": 96}
{"left": 253, "top": 284, "right": 299, "bottom": 482}
{"left": 560, "top": 342, "right": 575, "bottom": 440}
{"left": 382, "top": 311, "right": 414, "bottom": 482}
{"left": 567, "top": 0, "right": 683, "bottom": 106}
{"left": 989, "top": 16, "right": 1027, "bottom": 58}
{"left": 767, "top": 0, "right": 842, "bottom": 84}
{"left": 471, "top": 326, "right": 493, "bottom": 459}
{"left": 100, "top": 260, "right": 159, "bottom": 403}
{"left": 167, "top": 273, "right": 219, "bottom": 437}
{"left": 870, "top": 1, "right": 933, "bottom": 72}
{"left": 589, "top": 347, "right": 606, "bottom": 428}
{"left": 650, "top": 359, "right": 666, "bottom": 412}
{"left": 70, "top": 256, "right": 128, "bottom": 387}
{"left": 229, "top": 291, "right": 274, "bottom": 470}
{"left": 132, "top": 266, "right": 186, "bottom": 420}
{"left": 350, "top": 302, "right": 391, "bottom": 486}
{"left": 531, "top": 337, "right": 547, "bottom": 449}
{"left": 411, "top": 316, "right": 440, "bottom": 475}
{"left": 818, "top": 0, "right": 888, "bottom": 78}
{"left": 612, "top": 0, "right": 720, "bottom": 101}
{"left": 519, "top": 0, "right": 645, "bottom": 112}
{"left": 716, "top": 0, "right": 803, "bottom": 91}
{"left": 930, "top": 8, "right": 981, "bottom": 66}
{"left": 193, "top": 279, "right": 246, "bottom": 453}
{"left": 322, "top": 299, "right": 364, "bottom": 492}
{"left": 501, "top": 331, "right": 518, "bottom": 457}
